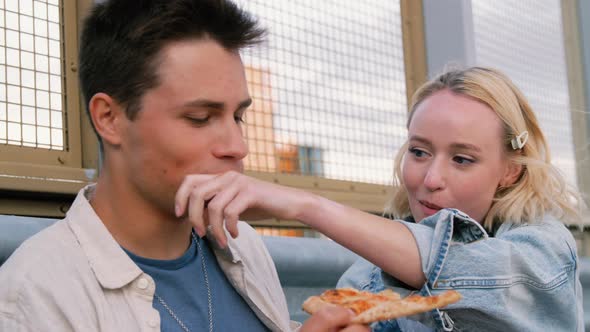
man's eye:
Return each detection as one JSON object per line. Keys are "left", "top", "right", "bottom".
{"left": 186, "top": 116, "right": 209, "bottom": 124}
{"left": 234, "top": 115, "right": 245, "bottom": 124}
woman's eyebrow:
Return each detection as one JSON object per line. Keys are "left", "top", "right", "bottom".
{"left": 408, "top": 135, "right": 432, "bottom": 148}
{"left": 409, "top": 136, "right": 482, "bottom": 153}
{"left": 450, "top": 142, "right": 482, "bottom": 153}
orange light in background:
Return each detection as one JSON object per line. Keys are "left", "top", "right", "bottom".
{"left": 255, "top": 227, "right": 305, "bottom": 237}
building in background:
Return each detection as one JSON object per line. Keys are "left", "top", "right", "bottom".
{"left": 243, "top": 66, "right": 278, "bottom": 173}
{"left": 239, "top": 0, "right": 408, "bottom": 186}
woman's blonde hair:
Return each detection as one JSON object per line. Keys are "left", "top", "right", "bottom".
{"left": 387, "top": 67, "right": 582, "bottom": 229}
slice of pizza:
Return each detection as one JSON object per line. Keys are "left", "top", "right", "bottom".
{"left": 302, "top": 288, "right": 461, "bottom": 324}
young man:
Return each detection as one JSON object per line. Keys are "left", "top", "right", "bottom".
{"left": 0, "top": 1, "right": 367, "bottom": 331}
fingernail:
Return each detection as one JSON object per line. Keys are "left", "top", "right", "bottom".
{"left": 174, "top": 204, "right": 180, "bottom": 217}
{"left": 217, "top": 239, "right": 226, "bottom": 249}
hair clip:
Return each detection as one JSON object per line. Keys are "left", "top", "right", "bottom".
{"left": 511, "top": 131, "right": 528, "bottom": 150}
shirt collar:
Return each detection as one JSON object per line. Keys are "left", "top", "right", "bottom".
{"left": 206, "top": 228, "right": 243, "bottom": 263}
{"left": 65, "top": 185, "right": 143, "bottom": 290}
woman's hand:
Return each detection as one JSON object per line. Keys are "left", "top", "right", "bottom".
{"left": 175, "top": 171, "right": 424, "bottom": 289}
{"left": 174, "top": 171, "right": 313, "bottom": 247}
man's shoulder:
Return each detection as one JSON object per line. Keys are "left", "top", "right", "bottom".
{"left": 0, "top": 218, "right": 85, "bottom": 287}
{"left": 0, "top": 218, "right": 104, "bottom": 328}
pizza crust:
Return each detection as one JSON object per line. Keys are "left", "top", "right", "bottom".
{"left": 302, "top": 288, "right": 461, "bottom": 324}
{"left": 301, "top": 295, "right": 334, "bottom": 315}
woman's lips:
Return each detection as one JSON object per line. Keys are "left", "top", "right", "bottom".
{"left": 419, "top": 200, "right": 443, "bottom": 215}
{"left": 420, "top": 200, "right": 442, "bottom": 210}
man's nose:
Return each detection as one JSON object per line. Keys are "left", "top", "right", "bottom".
{"left": 212, "top": 119, "right": 248, "bottom": 160}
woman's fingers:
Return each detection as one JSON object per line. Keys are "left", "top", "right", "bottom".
{"left": 205, "top": 184, "right": 241, "bottom": 246}
{"left": 186, "top": 188, "right": 207, "bottom": 237}
{"left": 176, "top": 174, "right": 221, "bottom": 237}
{"left": 175, "top": 171, "right": 308, "bottom": 246}
{"left": 222, "top": 190, "right": 256, "bottom": 236}
{"left": 175, "top": 174, "right": 215, "bottom": 218}
{"left": 175, "top": 172, "right": 243, "bottom": 244}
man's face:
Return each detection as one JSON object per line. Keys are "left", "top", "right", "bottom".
{"left": 119, "top": 39, "right": 250, "bottom": 216}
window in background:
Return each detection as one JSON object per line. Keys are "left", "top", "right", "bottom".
{"left": 298, "top": 146, "right": 323, "bottom": 177}
{"left": 0, "top": 0, "right": 64, "bottom": 150}
{"left": 275, "top": 144, "right": 324, "bottom": 176}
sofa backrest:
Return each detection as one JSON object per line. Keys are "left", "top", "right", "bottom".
{"left": 0, "top": 215, "right": 57, "bottom": 266}
{"left": 262, "top": 235, "right": 358, "bottom": 322}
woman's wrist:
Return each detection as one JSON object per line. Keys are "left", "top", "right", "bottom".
{"left": 292, "top": 189, "right": 324, "bottom": 227}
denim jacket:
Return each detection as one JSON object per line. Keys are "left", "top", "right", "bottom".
{"left": 337, "top": 209, "right": 583, "bottom": 332}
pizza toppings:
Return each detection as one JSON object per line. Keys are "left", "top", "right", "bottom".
{"left": 302, "top": 288, "right": 461, "bottom": 324}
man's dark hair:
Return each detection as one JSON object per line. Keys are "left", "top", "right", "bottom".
{"left": 79, "top": 0, "right": 266, "bottom": 141}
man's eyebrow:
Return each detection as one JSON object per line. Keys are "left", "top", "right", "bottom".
{"left": 182, "top": 98, "right": 252, "bottom": 111}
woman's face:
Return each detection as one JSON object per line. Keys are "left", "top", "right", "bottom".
{"left": 403, "top": 89, "right": 517, "bottom": 223}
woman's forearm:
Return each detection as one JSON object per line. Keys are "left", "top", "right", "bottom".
{"left": 296, "top": 193, "right": 425, "bottom": 289}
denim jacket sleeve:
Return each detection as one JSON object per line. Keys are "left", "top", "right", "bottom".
{"left": 338, "top": 208, "right": 583, "bottom": 332}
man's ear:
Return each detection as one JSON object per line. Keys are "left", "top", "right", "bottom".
{"left": 88, "top": 93, "right": 126, "bottom": 146}
{"left": 500, "top": 161, "right": 523, "bottom": 187}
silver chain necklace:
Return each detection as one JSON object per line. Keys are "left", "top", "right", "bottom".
{"left": 153, "top": 233, "right": 213, "bottom": 332}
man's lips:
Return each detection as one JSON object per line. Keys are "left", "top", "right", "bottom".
{"left": 419, "top": 200, "right": 443, "bottom": 210}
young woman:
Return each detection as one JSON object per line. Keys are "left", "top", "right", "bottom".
{"left": 175, "top": 67, "right": 584, "bottom": 331}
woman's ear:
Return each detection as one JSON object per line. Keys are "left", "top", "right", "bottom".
{"left": 88, "top": 93, "right": 126, "bottom": 146}
{"left": 500, "top": 161, "right": 523, "bottom": 187}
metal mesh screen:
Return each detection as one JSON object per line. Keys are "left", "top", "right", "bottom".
{"left": 472, "top": 0, "right": 577, "bottom": 186}
{"left": 238, "top": 0, "right": 407, "bottom": 185}
{"left": 0, "top": 0, "right": 64, "bottom": 150}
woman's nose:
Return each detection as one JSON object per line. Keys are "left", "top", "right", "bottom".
{"left": 423, "top": 164, "right": 445, "bottom": 192}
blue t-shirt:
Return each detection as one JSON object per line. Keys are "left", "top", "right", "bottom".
{"left": 124, "top": 235, "right": 269, "bottom": 331}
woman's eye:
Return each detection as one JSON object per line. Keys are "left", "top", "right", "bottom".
{"left": 453, "top": 156, "right": 474, "bottom": 164}
{"left": 409, "top": 147, "right": 427, "bottom": 158}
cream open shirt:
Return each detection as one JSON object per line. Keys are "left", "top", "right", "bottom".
{"left": 0, "top": 185, "right": 300, "bottom": 331}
